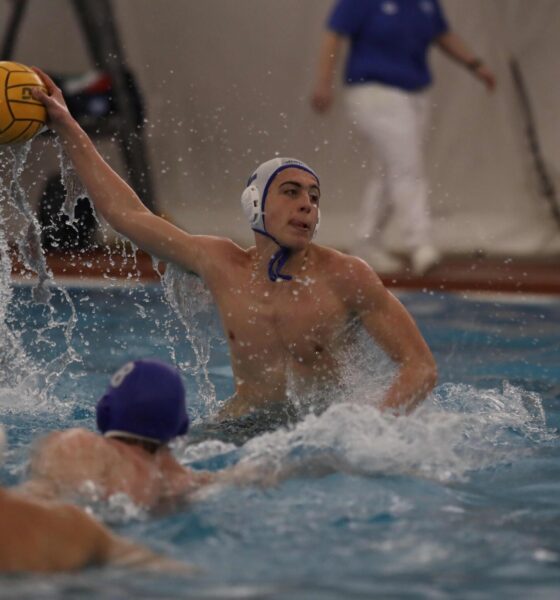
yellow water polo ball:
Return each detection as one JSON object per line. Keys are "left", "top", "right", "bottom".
{"left": 0, "top": 61, "right": 47, "bottom": 145}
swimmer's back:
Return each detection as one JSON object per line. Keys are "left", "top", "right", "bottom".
{"left": 26, "top": 428, "right": 161, "bottom": 506}
{"left": 22, "top": 428, "right": 206, "bottom": 509}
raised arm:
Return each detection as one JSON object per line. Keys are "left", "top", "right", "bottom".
{"left": 31, "top": 67, "right": 219, "bottom": 276}
{"left": 343, "top": 258, "right": 437, "bottom": 414}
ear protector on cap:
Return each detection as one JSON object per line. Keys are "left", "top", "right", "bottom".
{"left": 240, "top": 157, "right": 320, "bottom": 237}
{"left": 240, "top": 184, "right": 261, "bottom": 227}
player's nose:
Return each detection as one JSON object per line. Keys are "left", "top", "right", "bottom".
{"left": 297, "top": 192, "right": 313, "bottom": 213}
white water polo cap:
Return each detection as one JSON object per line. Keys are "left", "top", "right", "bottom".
{"left": 240, "top": 157, "right": 320, "bottom": 235}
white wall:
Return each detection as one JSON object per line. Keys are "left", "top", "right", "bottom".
{"left": 2, "top": 0, "right": 560, "bottom": 255}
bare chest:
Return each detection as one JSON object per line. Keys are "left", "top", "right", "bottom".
{"left": 217, "top": 277, "right": 350, "bottom": 368}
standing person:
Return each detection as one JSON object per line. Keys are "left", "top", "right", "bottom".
{"left": 0, "top": 425, "right": 191, "bottom": 574}
{"left": 311, "top": 0, "right": 496, "bottom": 275}
{"left": 31, "top": 68, "right": 437, "bottom": 437}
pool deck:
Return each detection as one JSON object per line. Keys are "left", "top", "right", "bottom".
{"left": 9, "top": 247, "right": 560, "bottom": 295}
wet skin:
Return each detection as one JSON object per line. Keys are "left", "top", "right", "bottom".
{"left": 19, "top": 429, "right": 214, "bottom": 509}
{"left": 1, "top": 484, "right": 191, "bottom": 573}
{"left": 31, "top": 68, "right": 437, "bottom": 417}
{"left": 204, "top": 170, "right": 348, "bottom": 415}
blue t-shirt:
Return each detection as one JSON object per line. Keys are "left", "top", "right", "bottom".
{"left": 328, "top": 0, "right": 449, "bottom": 90}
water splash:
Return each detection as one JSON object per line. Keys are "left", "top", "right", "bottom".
{"left": 5, "top": 144, "right": 51, "bottom": 303}
{"left": 280, "top": 322, "right": 397, "bottom": 421}
{"left": 0, "top": 195, "right": 29, "bottom": 387}
{"left": 336, "top": 324, "right": 397, "bottom": 405}
{"left": 179, "top": 439, "right": 237, "bottom": 465}
{"left": 87, "top": 492, "right": 150, "bottom": 525}
{"left": 161, "top": 263, "right": 223, "bottom": 417}
{"left": 0, "top": 140, "right": 80, "bottom": 403}
{"left": 237, "top": 381, "right": 554, "bottom": 484}
{"left": 53, "top": 138, "right": 89, "bottom": 224}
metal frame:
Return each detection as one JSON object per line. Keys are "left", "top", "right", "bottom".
{"left": 2, "top": 0, "right": 156, "bottom": 211}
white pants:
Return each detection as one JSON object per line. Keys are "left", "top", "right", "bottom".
{"left": 345, "top": 84, "right": 432, "bottom": 251}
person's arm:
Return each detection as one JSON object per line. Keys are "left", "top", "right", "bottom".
{"left": 342, "top": 258, "right": 437, "bottom": 414}
{"left": 435, "top": 31, "right": 496, "bottom": 91}
{"left": 102, "top": 529, "right": 198, "bottom": 574}
{"left": 30, "top": 67, "right": 225, "bottom": 278}
{"left": 0, "top": 490, "right": 194, "bottom": 573}
{"left": 55, "top": 500, "right": 198, "bottom": 574}
{"left": 310, "top": 31, "right": 345, "bottom": 113}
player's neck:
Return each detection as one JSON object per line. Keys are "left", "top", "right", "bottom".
{"left": 110, "top": 436, "right": 162, "bottom": 455}
{"left": 251, "top": 243, "right": 310, "bottom": 281}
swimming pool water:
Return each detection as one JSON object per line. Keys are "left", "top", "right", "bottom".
{"left": 1, "top": 283, "right": 559, "bottom": 599}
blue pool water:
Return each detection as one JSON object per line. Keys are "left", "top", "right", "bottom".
{"left": 1, "top": 281, "right": 559, "bottom": 599}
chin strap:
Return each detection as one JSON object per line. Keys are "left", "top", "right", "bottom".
{"left": 254, "top": 229, "right": 292, "bottom": 282}
{"left": 268, "top": 247, "right": 292, "bottom": 282}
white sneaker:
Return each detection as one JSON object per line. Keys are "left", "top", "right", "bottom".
{"left": 362, "top": 247, "right": 404, "bottom": 274}
{"left": 411, "top": 245, "right": 441, "bottom": 275}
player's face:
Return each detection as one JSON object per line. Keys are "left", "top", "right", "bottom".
{"left": 264, "top": 168, "right": 320, "bottom": 249}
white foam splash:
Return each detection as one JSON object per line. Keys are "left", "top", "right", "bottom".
{"left": 4, "top": 144, "right": 53, "bottom": 303}
{"left": 54, "top": 138, "right": 89, "bottom": 224}
{"left": 162, "top": 264, "right": 223, "bottom": 415}
{"left": 0, "top": 141, "right": 80, "bottom": 402}
{"left": 82, "top": 490, "right": 149, "bottom": 525}
{"left": 237, "top": 381, "right": 552, "bottom": 483}
{"left": 178, "top": 439, "right": 237, "bottom": 465}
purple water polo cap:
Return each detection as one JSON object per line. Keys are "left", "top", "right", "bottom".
{"left": 96, "top": 359, "right": 189, "bottom": 445}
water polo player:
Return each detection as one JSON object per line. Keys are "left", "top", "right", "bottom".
{"left": 0, "top": 423, "right": 190, "bottom": 573}
{"left": 19, "top": 359, "right": 267, "bottom": 509}
{"left": 31, "top": 68, "right": 437, "bottom": 434}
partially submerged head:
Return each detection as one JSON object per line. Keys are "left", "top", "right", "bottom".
{"left": 96, "top": 359, "right": 189, "bottom": 447}
{"left": 241, "top": 158, "right": 321, "bottom": 280}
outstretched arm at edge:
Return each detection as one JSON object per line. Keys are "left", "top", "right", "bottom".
{"left": 0, "top": 489, "right": 196, "bottom": 574}
{"left": 103, "top": 529, "right": 199, "bottom": 575}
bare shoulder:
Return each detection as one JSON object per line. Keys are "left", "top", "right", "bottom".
{"left": 35, "top": 428, "right": 102, "bottom": 455}
{"left": 312, "top": 244, "right": 372, "bottom": 274}
{"left": 188, "top": 235, "right": 250, "bottom": 276}
{"left": 30, "top": 429, "right": 111, "bottom": 476}
{"left": 194, "top": 235, "right": 244, "bottom": 256}
{"left": 313, "top": 245, "right": 389, "bottom": 309}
